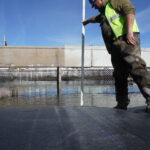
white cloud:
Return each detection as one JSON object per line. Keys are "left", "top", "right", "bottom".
{"left": 136, "top": 7, "right": 150, "bottom": 34}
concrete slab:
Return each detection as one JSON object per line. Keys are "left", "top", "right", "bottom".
{"left": 0, "top": 106, "right": 150, "bottom": 150}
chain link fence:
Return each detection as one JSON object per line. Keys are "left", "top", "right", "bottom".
{"left": 0, "top": 67, "right": 150, "bottom": 84}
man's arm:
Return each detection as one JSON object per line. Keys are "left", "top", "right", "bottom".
{"left": 83, "top": 15, "right": 101, "bottom": 25}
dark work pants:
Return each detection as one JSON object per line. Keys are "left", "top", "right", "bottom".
{"left": 110, "top": 33, "right": 150, "bottom": 105}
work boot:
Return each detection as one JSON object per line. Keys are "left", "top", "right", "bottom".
{"left": 145, "top": 103, "right": 150, "bottom": 113}
{"left": 145, "top": 97, "right": 150, "bottom": 113}
{"left": 113, "top": 103, "right": 127, "bottom": 110}
{"left": 114, "top": 95, "right": 130, "bottom": 110}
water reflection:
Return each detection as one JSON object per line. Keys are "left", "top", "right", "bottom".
{"left": 0, "top": 80, "right": 142, "bottom": 107}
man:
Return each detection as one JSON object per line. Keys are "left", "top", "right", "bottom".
{"left": 83, "top": 0, "right": 150, "bottom": 112}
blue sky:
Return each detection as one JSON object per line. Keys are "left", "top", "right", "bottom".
{"left": 0, "top": 0, "right": 150, "bottom": 48}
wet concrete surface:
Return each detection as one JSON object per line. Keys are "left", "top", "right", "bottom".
{"left": 0, "top": 106, "right": 150, "bottom": 150}
{"left": 0, "top": 80, "right": 149, "bottom": 150}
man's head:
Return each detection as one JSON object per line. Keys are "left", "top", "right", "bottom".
{"left": 88, "top": 0, "right": 105, "bottom": 9}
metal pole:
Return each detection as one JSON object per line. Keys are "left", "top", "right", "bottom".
{"left": 81, "top": 0, "right": 86, "bottom": 106}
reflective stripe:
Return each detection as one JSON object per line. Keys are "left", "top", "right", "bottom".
{"left": 108, "top": 14, "right": 120, "bottom": 23}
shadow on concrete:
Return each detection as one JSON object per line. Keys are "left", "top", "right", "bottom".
{"left": 128, "top": 106, "right": 146, "bottom": 113}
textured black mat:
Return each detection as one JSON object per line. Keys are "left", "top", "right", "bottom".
{"left": 0, "top": 106, "right": 150, "bottom": 150}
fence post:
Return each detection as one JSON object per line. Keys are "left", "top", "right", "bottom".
{"left": 57, "top": 67, "right": 62, "bottom": 98}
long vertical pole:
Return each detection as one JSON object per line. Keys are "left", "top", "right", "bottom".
{"left": 81, "top": 0, "right": 86, "bottom": 106}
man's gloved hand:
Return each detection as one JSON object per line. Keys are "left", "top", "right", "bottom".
{"left": 82, "top": 19, "right": 90, "bottom": 26}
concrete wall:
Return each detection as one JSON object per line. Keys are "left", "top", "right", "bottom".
{"left": 141, "top": 48, "right": 150, "bottom": 67}
{"left": 0, "top": 45, "right": 149, "bottom": 67}
{"left": 64, "top": 45, "right": 112, "bottom": 67}
{"left": 0, "top": 46, "right": 64, "bottom": 67}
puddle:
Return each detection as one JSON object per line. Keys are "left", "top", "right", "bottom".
{"left": 0, "top": 80, "right": 144, "bottom": 107}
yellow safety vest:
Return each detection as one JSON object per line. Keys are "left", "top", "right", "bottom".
{"left": 105, "top": 2, "right": 140, "bottom": 39}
